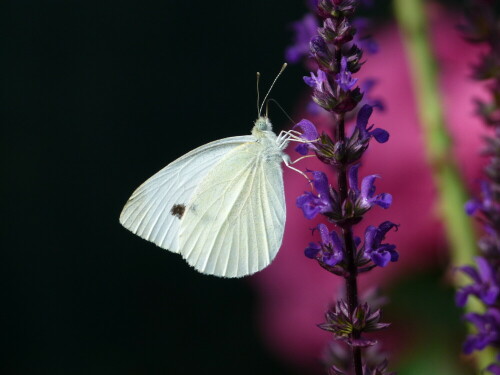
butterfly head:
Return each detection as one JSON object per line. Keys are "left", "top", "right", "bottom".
{"left": 252, "top": 116, "right": 273, "bottom": 138}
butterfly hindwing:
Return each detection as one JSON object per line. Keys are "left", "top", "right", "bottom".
{"left": 179, "top": 141, "right": 286, "bottom": 277}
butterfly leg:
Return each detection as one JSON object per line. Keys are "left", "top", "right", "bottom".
{"left": 277, "top": 129, "right": 302, "bottom": 138}
{"left": 290, "top": 154, "right": 316, "bottom": 165}
{"left": 276, "top": 130, "right": 302, "bottom": 147}
{"left": 283, "top": 155, "right": 313, "bottom": 189}
{"left": 276, "top": 130, "right": 320, "bottom": 149}
{"left": 280, "top": 131, "right": 310, "bottom": 142}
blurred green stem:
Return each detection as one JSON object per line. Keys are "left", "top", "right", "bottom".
{"left": 393, "top": 0, "right": 494, "bottom": 369}
{"left": 392, "top": 0, "right": 475, "bottom": 269}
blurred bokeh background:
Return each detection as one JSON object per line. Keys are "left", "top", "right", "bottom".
{"left": 1, "top": 0, "right": 485, "bottom": 374}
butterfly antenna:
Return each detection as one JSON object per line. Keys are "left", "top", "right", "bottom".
{"left": 256, "top": 72, "right": 261, "bottom": 117}
{"left": 267, "top": 98, "right": 295, "bottom": 125}
{"left": 259, "top": 63, "right": 287, "bottom": 116}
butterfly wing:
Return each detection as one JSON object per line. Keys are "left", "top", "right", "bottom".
{"left": 119, "top": 135, "right": 254, "bottom": 253}
{"left": 179, "top": 141, "right": 286, "bottom": 277}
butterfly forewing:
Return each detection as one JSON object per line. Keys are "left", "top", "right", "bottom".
{"left": 119, "top": 136, "right": 253, "bottom": 253}
{"left": 178, "top": 141, "right": 286, "bottom": 277}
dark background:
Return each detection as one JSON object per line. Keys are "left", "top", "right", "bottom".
{"left": 3, "top": 1, "right": 468, "bottom": 374}
{"left": 1, "top": 1, "right": 309, "bottom": 374}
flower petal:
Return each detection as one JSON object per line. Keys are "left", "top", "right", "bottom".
{"left": 324, "top": 253, "right": 342, "bottom": 266}
{"left": 356, "top": 104, "right": 373, "bottom": 131}
{"left": 463, "top": 335, "right": 482, "bottom": 354}
{"left": 303, "top": 75, "right": 316, "bottom": 88}
{"left": 483, "top": 286, "right": 500, "bottom": 305}
{"left": 389, "top": 246, "right": 399, "bottom": 262}
{"left": 456, "top": 286, "right": 475, "bottom": 307}
{"left": 335, "top": 57, "right": 358, "bottom": 91}
{"left": 476, "top": 256, "right": 493, "bottom": 282}
{"left": 372, "top": 193, "right": 392, "bottom": 209}
{"left": 486, "top": 364, "right": 500, "bottom": 375}
{"left": 465, "top": 199, "right": 481, "bottom": 216}
{"left": 455, "top": 284, "right": 480, "bottom": 307}
{"left": 459, "top": 265, "right": 481, "bottom": 283}
{"left": 293, "top": 119, "right": 319, "bottom": 141}
{"left": 311, "top": 171, "right": 331, "bottom": 197}
{"left": 295, "top": 144, "right": 310, "bottom": 156}
{"left": 293, "top": 119, "right": 319, "bottom": 155}
{"left": 318, "top": 223, "right": 331, "bottom": 247}
{"left": 305, "top": 242, "right": 321, "bottom": 259}
{"left": 330, "top": 230, "right": 344, "bottom": 254}
{"left": 348, "top": 164, "right": 360, "bottom": 194}
{"left": 370, "top": 251, "right": 391, "bottom": 267}
{"left": 285, "top": 14, "right": 318, "bottom": 63}
{"left": 361, "top": 174, "right": 379, "bottom": 200}
{"left": 364, "top": 225, "right": 377, "bottom": 252}
{"left": 369, "top": 128, "right": 389, "bottom": 143}
{"left": 377, "top": 221, "right": 399, "bottom": 236}
{"left": 296, "top": 192, "right": 323, "bottom": 220}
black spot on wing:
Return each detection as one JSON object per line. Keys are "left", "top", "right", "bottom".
{"left": 170, "top": 204, "right": 186, "bottom": 219}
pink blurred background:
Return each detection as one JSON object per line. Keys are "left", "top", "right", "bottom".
{"left": 251, "top": 8, "right": 488, "bottom": 373}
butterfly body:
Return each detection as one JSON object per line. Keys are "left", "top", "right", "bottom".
{"left": 120, "top": 116, "right": 291, "bottom": 277}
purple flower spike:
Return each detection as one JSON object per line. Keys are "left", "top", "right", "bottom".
{"left": 288, "top": 1, "right": 397, "bottom": 371}
{"left": 364, "top": 221, "right": 399, "bottom": 267}
{"left": 456, "top": 257, "right": 500, "bottom": 307}
{"left": 296, "top": 171, "right": 334, "bottom": 220}
{"left": 455, "top": 3, "right": 500, "bottom": 368}
{"left": 356, "top": 104, "right": 390, "bottom": 143}
{"left": 463, "top": 310, "right": 500, "bottom": 354}
{"left": 335, "top": 57, "right": 358, "bottom": 91}
{"left": 348, "top": 164, "right": 393, "bottom": 211}
{"left": 293, "top": 119, "right": 320, "bottom": 155}
{"left": 285, "top": 14, "right": 319, "bottom": 63}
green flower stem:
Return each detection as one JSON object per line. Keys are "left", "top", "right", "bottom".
{"left": 393, "top": 0, "right": 475, "bottom": 269}
{"left": 393, "top": 0, "right": 495, "bottom": 369}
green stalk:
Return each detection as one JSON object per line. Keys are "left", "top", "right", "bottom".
{"left": 393, "top": 0, "right": 494, "bottom": 369}
{"left": 392, "top": 0, "right": 475, "bottom": 268}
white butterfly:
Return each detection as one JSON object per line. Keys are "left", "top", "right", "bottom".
{"left": 119, "top": 116, "right": 310, "bottom": 277}
{"left": 119, "top": 66, "right": 311, "bottom": 277}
